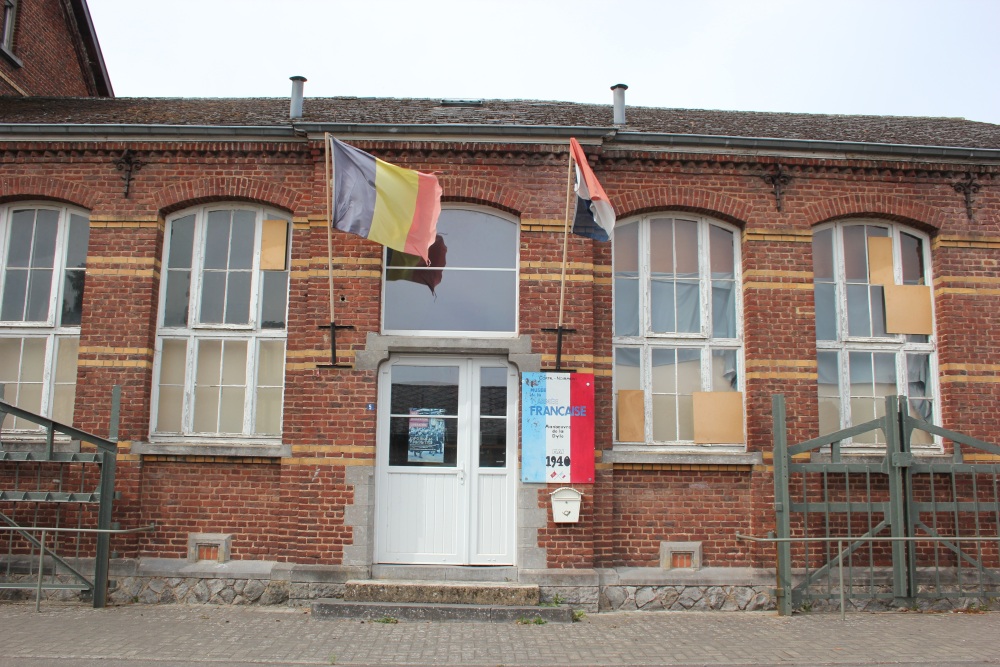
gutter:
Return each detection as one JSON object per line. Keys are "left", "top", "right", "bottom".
{"left": 0, "top": 121, "right": 997, "bottom": 161}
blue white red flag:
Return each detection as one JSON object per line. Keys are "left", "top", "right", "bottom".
{"left": 569, "top": 138, "right": 615, "bottom": 242}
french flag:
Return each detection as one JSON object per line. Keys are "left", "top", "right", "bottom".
{"left": 569, "top": 138, "right": 616, "bottom": 242}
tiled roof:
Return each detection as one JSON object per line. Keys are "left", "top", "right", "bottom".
{"left": 0, "top": 96, "right": 998, "bottom": 150}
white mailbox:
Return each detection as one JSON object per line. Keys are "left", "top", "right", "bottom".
{"left": 550, "top": 487, "right": 583, "bottom": 523}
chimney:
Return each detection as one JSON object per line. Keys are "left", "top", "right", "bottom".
{"left": 290, "top": 76, "right": 306, "bottom": 119}
{"left": 611, "top": 83, "right": 628, "bottom": 126}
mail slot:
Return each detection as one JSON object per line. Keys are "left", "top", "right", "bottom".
{"left": 550, "top": 487, "right": 583, "bottom": 523}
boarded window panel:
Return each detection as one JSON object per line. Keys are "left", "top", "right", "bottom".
{"left": 260, "top": 219, "right": 288, "bottom": 271}
{"left": 693, "top": 391, "right": 745, "bottom": 444}
{"left": 867, "top": 236, "right": 894, "bottom": 285}
{"left": 617, "top": 389, "right": 644, "bottom": 442}
{"left": 884, "top": 285, "right": 933, "bottom": 335}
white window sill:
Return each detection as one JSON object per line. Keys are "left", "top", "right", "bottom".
{"left": 132, "top": 441, "right": 291, "bottom": 458}
{"left": 603, "top": 448, "right": 762, "bottom": 466}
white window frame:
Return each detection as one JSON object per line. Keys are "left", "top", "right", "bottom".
{"left": 612, "top": 213, "right": 745, "bottom": 450}
{"left": 150, "top": 204, "right": 289, "bottom": 443}
{"left": 814, "top": 219, "right": 939, "bottom": 451}
{"left": 380, "top": 205, "right": 520, "bottom": 338}
{"left": 0, "top": 202, "right": 87, "bottom": 432}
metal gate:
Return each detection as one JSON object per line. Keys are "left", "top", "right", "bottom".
{"left": 772, "top": 394, "right": 1000, "bottom": 615}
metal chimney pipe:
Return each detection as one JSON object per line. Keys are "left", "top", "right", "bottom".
{"left": 290, "top": 76, "right": 306, "bottom": 119}
{"left": 611, "top": 83, "right": 628, "bottom": 126}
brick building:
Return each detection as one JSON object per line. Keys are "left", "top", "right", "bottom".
{"left": 1, "top": 3, "right": 999, "bottom": 612}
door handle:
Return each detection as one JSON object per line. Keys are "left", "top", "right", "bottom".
{"left": 458, "top": 470, "right": 465, "bottom": 485}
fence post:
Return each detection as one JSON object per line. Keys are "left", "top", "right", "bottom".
{"left": 772, "top": 394, "right": 793, "bottom": 616}
{"left": 884, "top": 394, "right": 913, "bottom": 604}
{"left": 92, "top": 385, "right": 120, "bottom": 609}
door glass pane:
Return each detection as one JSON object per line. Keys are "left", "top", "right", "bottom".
{"left": 479, "top": 367, "right": 507, "bottom": 416}
{"left": 390, "top": 366, "right": 459, "bottom": 415}
{"left": 388, "top": 414, "right": 457, "bottom": 467}
{"left": 479, "top": 417, "right": 506, "bottom": 468}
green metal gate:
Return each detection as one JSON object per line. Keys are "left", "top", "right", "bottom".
{"left": 772, "top": 394, "right": 1000, "bottom": 615}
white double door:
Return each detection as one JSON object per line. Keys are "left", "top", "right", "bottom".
{"left": 375, "top": 356, "right": 517, "bottom": 565}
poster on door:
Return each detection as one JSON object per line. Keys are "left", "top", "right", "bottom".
{"left": 521, "top": 372, "right": 595, "bottom": 483}
{"left": 407, "top": 408, "right": 445, "bottom": 463}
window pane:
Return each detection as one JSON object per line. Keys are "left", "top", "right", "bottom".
{"left": 652, "top": 393, "right": 677, "bottom": 442}
{"left": 0, "top": 337, "right": 19, "bottom": 383}
{"left": 849, "top": 352, "right": 874, "bottom": 394}
{"left": 614, "top": 276, "right": 639, "bottom": 336}
{"left": 818, "top": 351, "right": 841, "bottom": 436}
{"left": 257, "top": 340, "right": 284, "bottom": 387}
{"left": 649, "top": 218, "right": 674, "bottom": 275}
{"left": 25, "top": 268, "right": 53, "bottom": 321}
{"left": 160, "top": 339, "right": 187, "bottom": 385}
{"left": 52, "top": 382, "right": 76, "bottom": 424}
{"left": 711, "top": 281, "right": 736, "bottom": 338}
{"left": 900, "top": 232, "right": 925, "bottom": 285}
{"left": 843, "top": 225, "right": 867, "bottom": 282}
{"left": 390, "top": 365, "right": 459, "bottom": 415}
{"left": 163, "top": 269, "right": 191, "bottom": 326}
{"left": 21, "top": 337, "right": 45, "bottom": 382}
{"left": 479, "top": 417, "right": 506, "bottom": 467}
{"left": 6, "top": 210, "right": 33, "bottom": 267}
{"left": 255, "top": 386, "right": 282, "bottom": 435}
{"left": 204, "top": 211, "right": 230, "bottom": 270}
{"left": 846, "top": 283, "right": 871, "bottom": 337}
{"left": 200, "top": 272, "right": 225, "bottom": 324}
{"left": 167, "top": 215, "right": 195, "bottom": 269}
{"left": 812, "top": 228, "right": 834, "bottom": 281}
{"left": 157, "top": 385, "right": 184, "bottom": 432}
{"left": 219, "top": 386, "right": 245, "bottom": 433}
{"left": 711, "top": 349, "right": 738, "bottom": 391}
{"left": 388, "top": 414, "right": 458, "bottom": 466}
{"left": 229, "top": 211, "right": 255, "bottom": 270}
{"left": 66, "top": 215, "right": 89, "bottom": 269}
{"left": 31, "top": 211, "right": 58, "bottom": 268}
{"left": 55, "top": 337, "right": 78, "bottom": 383}
{"left": 677, "top": 394, "right": 694, "bottom": 440}
{"left": 383, "top": 270, "right": 515, "bottom": 332}
{"left": 873, "top": 352, "right": 896, "bottom": 393}
{"left": 435, "top": 210, "right": 516, "bottom": 269}
{"left": 61, "top": 270, "right": 85, "bottom": 325}
{"left": 0, "top": 268, "right": 27, "bottom": 320}
{"left": 674, "top": 220, "right": 698, "bottom": 276}
{"left": 675, "top": 280, "right": 700, "bottom": 333}
{"left": 649, "top": 279, "right": 675, "bottom": 333}
{"left": 709, "top": 225, "right": 734, "bottom": 278}
{"left": 906, "top": 353, "right": 930, "bottom": 398}
{"left": 614, "top": 347, "right": 641, "bottom": 391}
{"left": 196, "top": 340, "right": 222, "bottom": 385}
{"left": 193, "top": 385, "right": 220, "bottom": 432}
{"left": 224, "top": 270, "right": 252, "bottom": 324}
{"left": 221, "top": 340, "right": 247, "bottom": 385}
{"left": 651, "top": 348, "right": 675, "bottom": 393}
{"left": 676, "top": 348, "right": 701, "bottom": 394}
{"left": 260, "top": 271, "right": 288, "bottom": 329}
{"left": 615, "top": 221, "right": 639, "bottom": 273}
{"left": 870, "top": 285, "right": 887, "bottom": 337}
{"left": 480, "top": 367, "right": 507, "bottom": 417}
{"left": 814, "top": 283, "right": 836, "bottom": 341}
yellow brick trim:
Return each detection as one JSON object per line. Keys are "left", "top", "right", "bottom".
{"left": 940, "top": 363, "right": 1000, "bottom": 373}
{"left": 143, "top": 455, "right": 277, "bottom": 464}
{"left": 79, "top": 346, "right": 153, "bottom": 356}
{"left": 613, "top": 463, "right": 756, "bottom": 471}
{"left": 744, "top": 229, "right": 811, "bottom": 243}
{"left": 936, "top": 287, "right": 1000, "bottom": 297}
{"left": 291, "top": 445, "right": 373, "bottom": 454}
{"left": 960, "top": 454, "right": 1000, "bottom": 462}
{"left": 86, "top": 268, "right": 157, "bottom": 278}
{"left": 745, "top": 359, "right": 816, "bottom": 369}
{"left": 933, "top": 235, "right": 1000, "bottom": 249}
{"left": 743, "top": 281, "right": 813, "bottom": 290}
{"left": 77, "top": 359, "right": 153, "bottom": 369}
{"left": 940, "top": 375, "right": 1000, "bottom": 384}
{"left": 285, "top": 349, "right": 332, "bottom": 359}
{"left": 290, "top": 269, "right": 381, "bottom": 279}
{"left": 937, "top": 276, "right": 1000, "bottom": 286}
{"left": 594, "top": 276, "right": 613, "bottom": 286}
{"left": 743, "top": 270, "right": 813, "bottom": 280}
{"left": 520, "top": 273, "right": 594, "bottom": 283}
{"left": 540, "top": 354, "right": 595, "bottom": 363}
{"left": 285, "top": 457, "right": 374, "bottom": 466}
{"left": 522, "top": 261, "right": 594, "bottom": 271}
{"left": 593, "top": 368, "right": 612, "bottom": 377}
{"left": 745, "top": 371, "right": 818, "bottom": 380}
{"left": 117, "top": 453, "right": 141, "bottom": 462}
{"left": 86, "top": 256, "right": 158, "bottom": 267}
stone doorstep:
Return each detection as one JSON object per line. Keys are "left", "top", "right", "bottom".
{"left": 344, "top": 579, "right": 539, "bottom": 606}
{"left": 313, "top": 599, "right": 573, "bottom": 623}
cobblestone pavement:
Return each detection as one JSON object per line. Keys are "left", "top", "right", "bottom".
{"left": 1, "top": 602, "right": 999, "bottom": 667}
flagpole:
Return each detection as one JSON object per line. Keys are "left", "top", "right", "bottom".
{"left": 554, "top": 145, "right": 576, "bottom": 371}
{"left": 319, "top": 133, "right": 353, "bottom": 368}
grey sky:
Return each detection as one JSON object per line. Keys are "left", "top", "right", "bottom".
{"left": 86, "top": 0, "right": 1000, "bottom": 125}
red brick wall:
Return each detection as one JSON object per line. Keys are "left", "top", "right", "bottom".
{"left": 0, "top": 0, "right": 98, "bottom": 97}
{"left": 0, "top": 135, "right": 996, "bottom": 571}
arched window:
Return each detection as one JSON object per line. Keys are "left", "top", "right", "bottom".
{"left": 381, "top": 207, "right": 518, "bottom": 336}
{"left": 613, "top": 214, "right": 743, "bottom": 447}
{"left": 0, "top": 203, "right": 88, "bottom": 430}
{"left": 813, "top": 220, "right": 937, "bottom": 447}
{"left": 152, "top": 205, "right": 290, "bottom": 439}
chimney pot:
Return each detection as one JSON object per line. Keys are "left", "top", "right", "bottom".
{"left": 290, "top": 76, "right": 307, "bottom": 120}
{"left": 611, "top": 83, "right": 628, "bottom": 126}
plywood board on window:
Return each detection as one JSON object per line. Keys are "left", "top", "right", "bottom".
{"left": 617, "top": 390, "right": 645, "bottom": 442}
{"left": 884, "top": 284, "right": 933, "bottom": 335}
{"left": 261, "top": 219, "right": 288, "bottom": 271}
{"left": 693, "top": 391, "right": 744, "bottom": 444}
{"left": 867, "top": 237, "right": 894, "bottom": 285}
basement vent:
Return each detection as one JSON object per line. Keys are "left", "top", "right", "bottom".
{"left": 440, "top": 99, "right": 484, "bottom": 107}
{"left": 188, "top": 533, "right": 232, "bottom": 563}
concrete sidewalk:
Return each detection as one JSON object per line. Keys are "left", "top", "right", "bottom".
{"left": 1, "top": 602, "right": 998, "bottom": 667}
